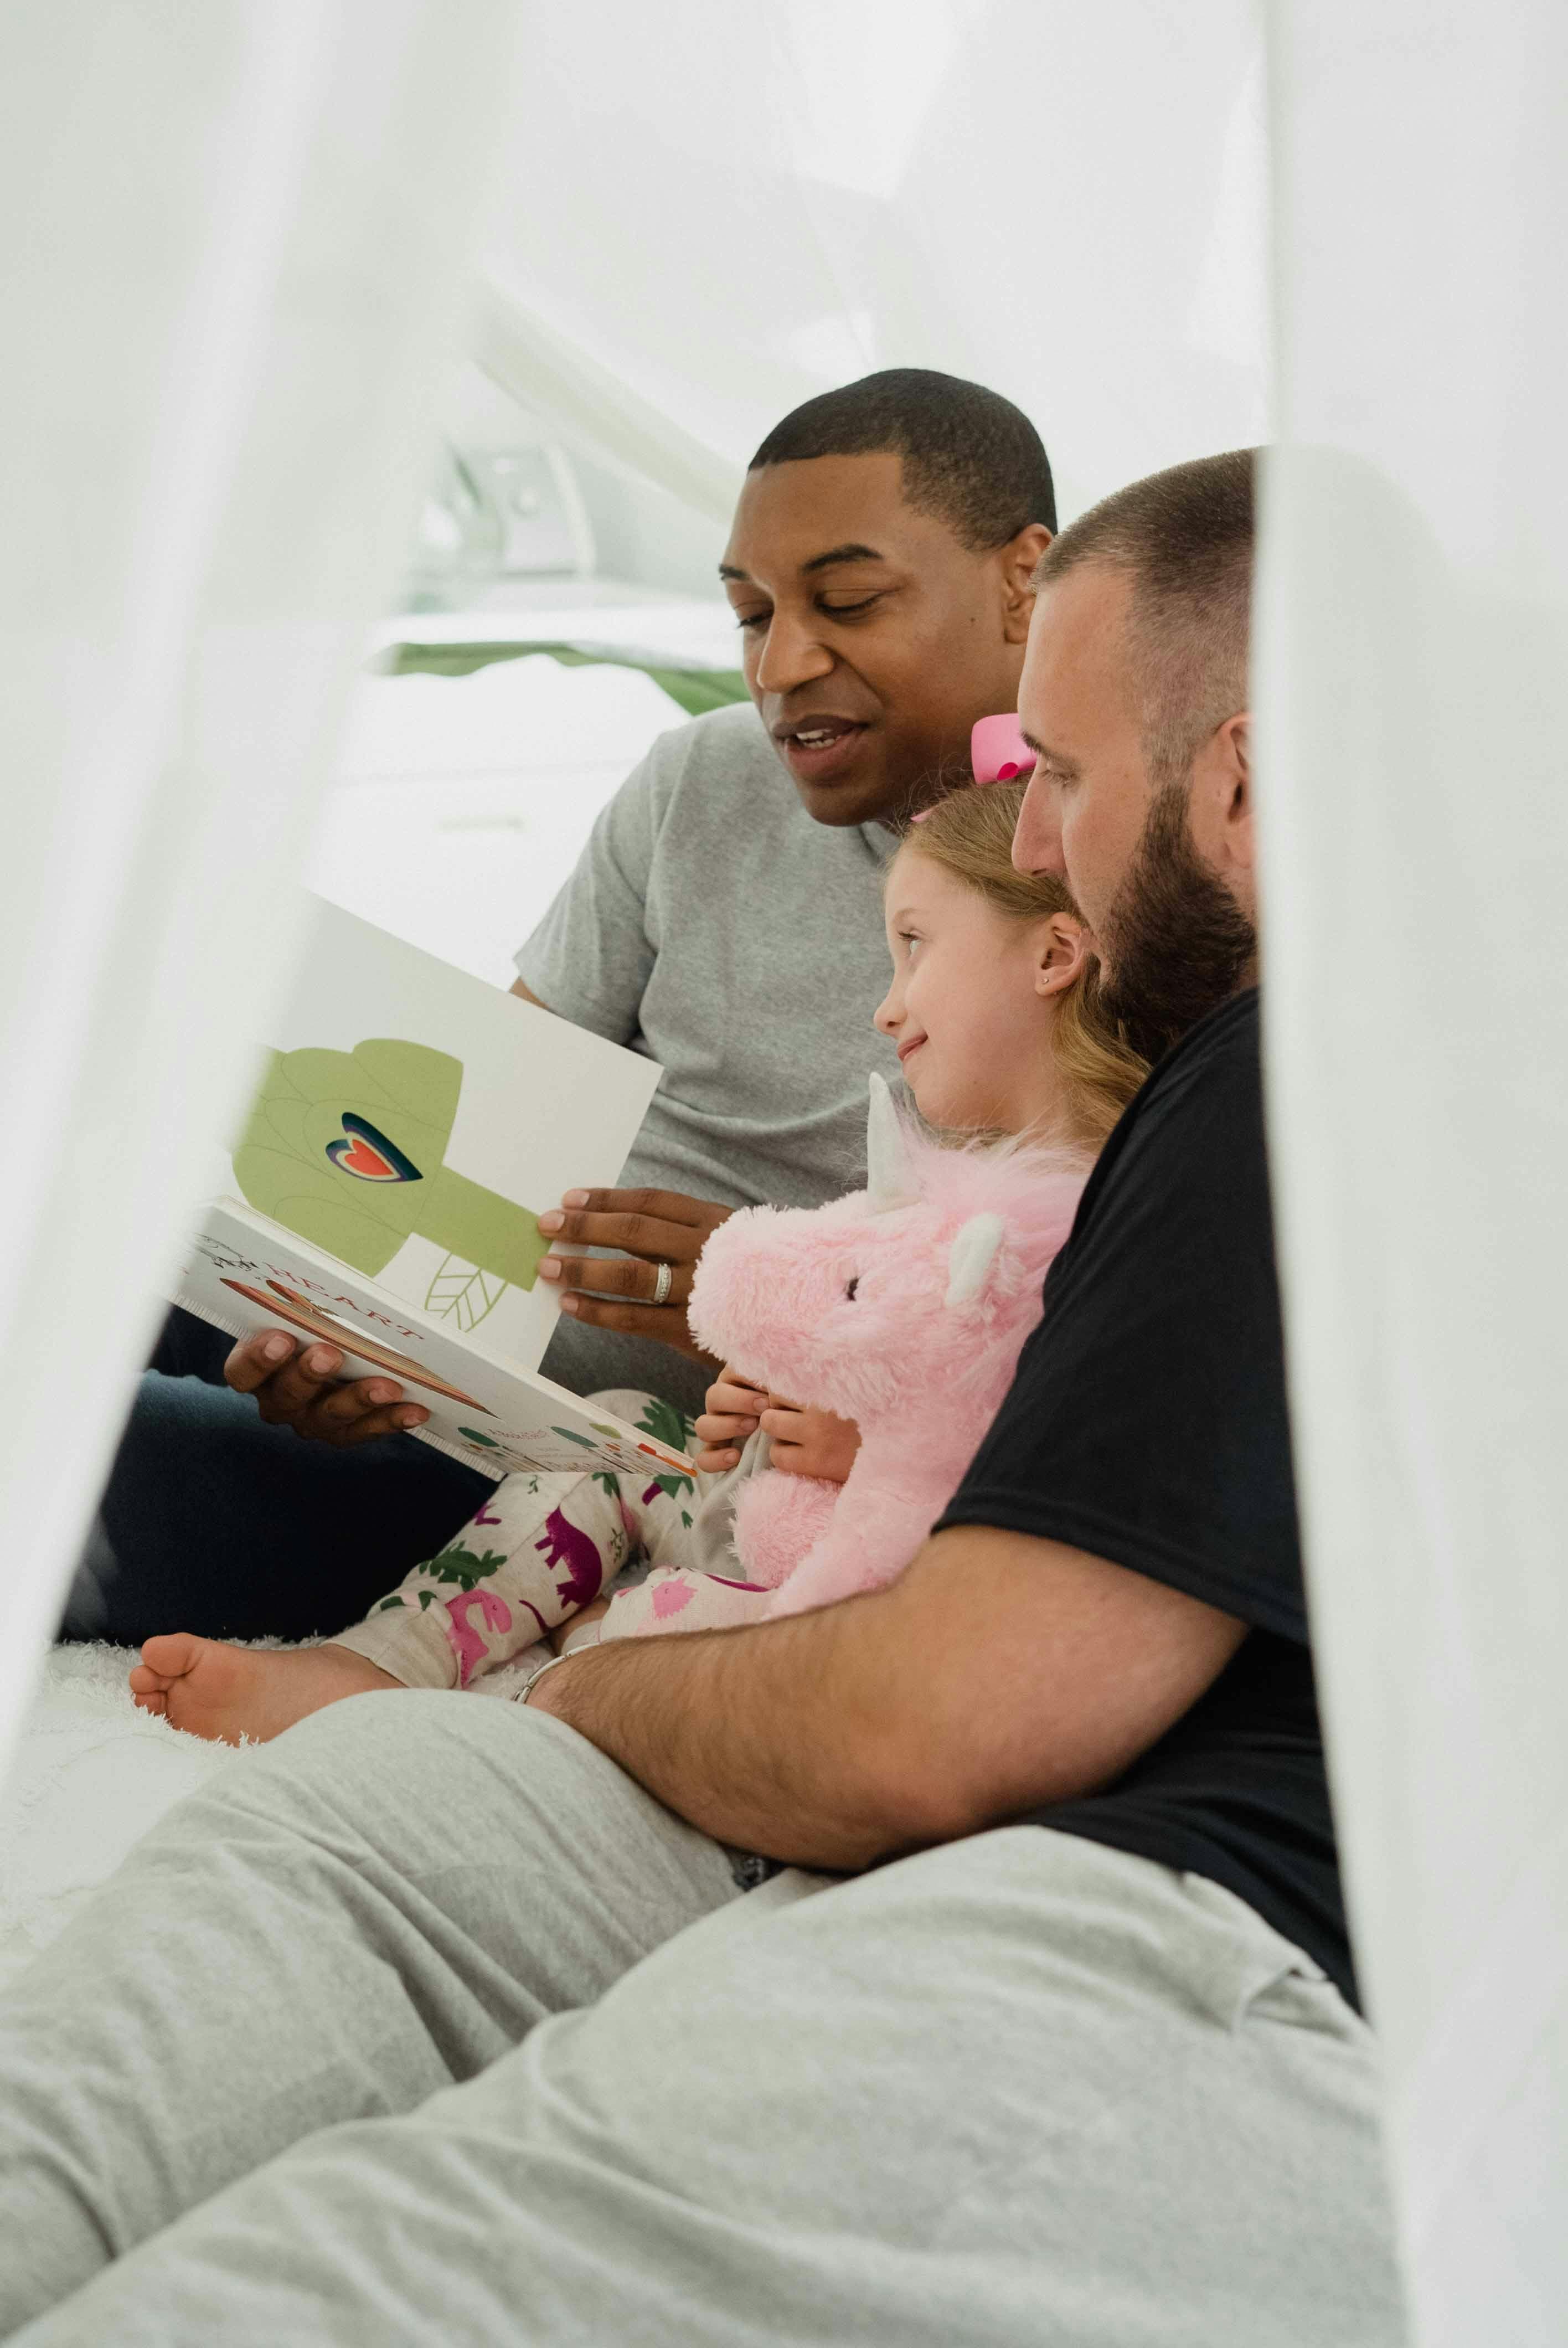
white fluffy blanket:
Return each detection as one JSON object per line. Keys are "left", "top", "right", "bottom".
{"left": 0, "top": 1644, "right": 254, "bottom": 1991}
{"left": 0, "top": 1641, "right": 543, "bottom": 1992}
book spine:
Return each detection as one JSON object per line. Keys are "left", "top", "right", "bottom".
{"left": 171, "top": 1299, "right": 253, "bottom": 1351}
{"left": 400, "top": 1422, "right": 506, "bottom": 1482}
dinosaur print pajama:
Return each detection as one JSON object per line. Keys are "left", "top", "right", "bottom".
{"left": 330, "top": 1390, "right": 776, "bottom": 1691}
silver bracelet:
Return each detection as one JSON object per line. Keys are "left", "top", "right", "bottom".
{"left": 514, "top": 1650, "right": 579, "bottom": 1708}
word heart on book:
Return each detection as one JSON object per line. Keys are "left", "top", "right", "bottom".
{"left": 174, "top": 895, "right": 695, "bottom": 1484}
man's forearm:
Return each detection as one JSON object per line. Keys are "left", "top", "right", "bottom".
{"left": 527, "top": 1594, "right": 927, "bottom": 1871}
{"left": 525, "top": 1527, "right": 1247, "bottom": 1872}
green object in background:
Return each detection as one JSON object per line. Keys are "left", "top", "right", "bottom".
{"left": 233, "top": 1037, "right": 549, "bottom": 1291}
{"left": 374, "top": 637, "right": 749, "bottom": 720}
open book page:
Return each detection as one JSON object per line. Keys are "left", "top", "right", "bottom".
{"left": 194, "top": 895, "right": 662, "bottom": 1373}
{"left": 177, "top": 1202, "right": 696, "bottom": 1484}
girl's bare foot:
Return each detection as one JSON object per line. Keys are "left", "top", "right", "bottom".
{"left": 129, "top": 1636, "right": 400, "bottom": 1745}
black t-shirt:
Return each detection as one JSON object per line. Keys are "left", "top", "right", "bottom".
{"left": 938, "top": 989, "right": 1354, "bottom": 2007}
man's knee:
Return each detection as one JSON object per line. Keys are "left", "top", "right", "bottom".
{"left": 224, "top": 1686, "right": 522, "bottom": 1800}
{"left": 159, "top": 1692, "right": 641, "bottom": 1884}
{"left": 148, "top": 1692, "right": 527, "bottom": 1865}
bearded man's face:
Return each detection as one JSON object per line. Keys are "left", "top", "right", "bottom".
{"left": 1014, "top": 565, "right": 1256, "bottom": 1065}
{"left": 1096, "top": 779, "right": 1258, "bottom": 1065}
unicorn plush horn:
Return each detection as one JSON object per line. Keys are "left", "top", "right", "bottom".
{"left": 865, "top": 1072, "right": 922, "bottom": 1214}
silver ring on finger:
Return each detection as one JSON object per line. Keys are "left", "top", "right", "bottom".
{"left": 652, "top": 1259, "right": 673, "bottom": 1307}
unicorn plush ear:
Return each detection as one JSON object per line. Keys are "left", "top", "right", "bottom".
{"left": 865, "top": 1072, "right": 921, "bottom": 1214}
{"left": 944, "top": 1213, "right": 1007, "bottom": 1307}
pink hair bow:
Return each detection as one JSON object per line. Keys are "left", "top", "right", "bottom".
{"left": 912, "top": 714, "right": 1036, "bottom": 820}
{"left": 969, "top": 713, "right": 1035, "bottom": 784}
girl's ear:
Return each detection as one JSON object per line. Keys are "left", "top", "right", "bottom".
{"left": 1034, "top": 912, "right": 1091, "bottom": 998}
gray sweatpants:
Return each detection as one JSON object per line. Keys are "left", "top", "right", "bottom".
{"left": 0, "top": 1691, "right": 1406, "bottom": 2345}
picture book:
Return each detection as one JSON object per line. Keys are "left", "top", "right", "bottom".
{"left": 184, "top": 893, "right": 666, "bottom": 1374}
{"left": 177, "top": 1201, "right": 697, "bottom": 1483}
{"left": 172, "top": 894, "right": 695, "bottom": 1481}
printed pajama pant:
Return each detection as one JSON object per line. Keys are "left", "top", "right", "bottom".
{"left": 331, "top": 1390, "right": 775, "bottom": 1689}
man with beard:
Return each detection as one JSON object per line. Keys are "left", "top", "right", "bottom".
{"left": 0, "top": 453, "right": 1405, "bottom": 2347}
{"left": 1014, "top": 456, "right": 1261, "bottom": 1062}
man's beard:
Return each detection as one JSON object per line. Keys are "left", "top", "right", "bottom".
{"left": 1096, "top": 780, "right": 1258, "bottom": 1065}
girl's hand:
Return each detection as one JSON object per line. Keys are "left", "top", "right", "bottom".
{"left": 694, "top": 1365, "right": 768, "bottom": 1472}
{"left": 760, "top": 1401, "right": 862, "bottom": 1485}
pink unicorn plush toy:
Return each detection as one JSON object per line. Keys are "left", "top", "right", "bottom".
{"left": 687, "top": 1075, "right": 1085, "bottom": 1619}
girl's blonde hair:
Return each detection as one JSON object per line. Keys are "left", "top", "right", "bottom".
{"left": 898, "top": 780, "right": 1148, "bottom": 1141}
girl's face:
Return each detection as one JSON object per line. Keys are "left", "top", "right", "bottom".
{"left": 875, "top": 846, "right": 1086, "bottom": 1136}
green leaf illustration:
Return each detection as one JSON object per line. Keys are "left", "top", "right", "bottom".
{"left": 426, "top": 1255, "right": 510, "bottom": 1331}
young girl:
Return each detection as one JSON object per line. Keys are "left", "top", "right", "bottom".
{"left": 131, "top": 781, "right": 1146, "bottom": 1742}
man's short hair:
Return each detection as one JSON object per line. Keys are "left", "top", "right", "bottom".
{"left": 1033, "top": 449, "right": 1255, "bottom": 784}
{"left": 750, "top": 368, "right": 1057, "bottom": 550}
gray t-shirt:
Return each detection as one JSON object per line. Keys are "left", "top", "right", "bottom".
{"left": 517, "top": 699, "right": 900, "bottom": 1415}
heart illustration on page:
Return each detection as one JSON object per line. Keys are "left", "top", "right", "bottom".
{"left": 324, "top": 1113, "right": 423, "bottom": 1185}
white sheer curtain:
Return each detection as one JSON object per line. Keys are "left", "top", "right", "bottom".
{"left": 477, "top": 0, "right": 1267, "bottom": 526}
{"left": 0, "top": 1, "right": 523, "bottom": 1789}
{"left": 0, "top": 0, "right": 1273, "bottom": 1784}
{"left": 9, "top": 3, "right": 1561, "bottom": 2320}
{"left": 1258, "top": 7, "right": 1568, "bottom": 2339}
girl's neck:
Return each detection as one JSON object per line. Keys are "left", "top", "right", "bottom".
{"left": 997, "top": 1052, "right": 1098, "bottom": 1161}
{"left": 1011, "top": 1098, "right": 1099, "bottom": 1162}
